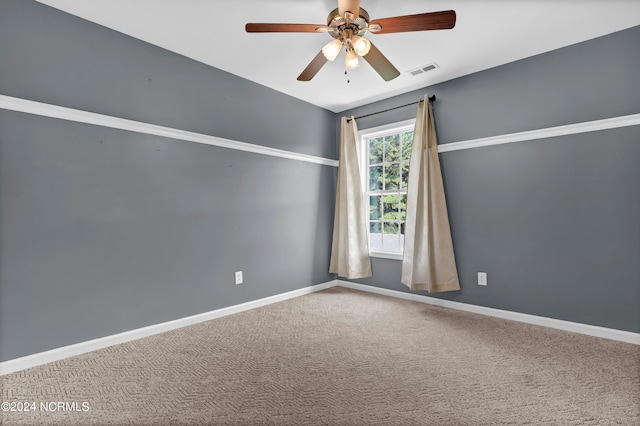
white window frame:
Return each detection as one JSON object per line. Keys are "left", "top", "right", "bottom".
{"left": 359, "top": 119, "right": 415, "bottom": 260}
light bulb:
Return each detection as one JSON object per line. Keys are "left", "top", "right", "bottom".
{"left": 322, "top": 39, "right": 343, "bottom": 61}
{"left": 351, "top": 35, "right": 371, "bottom": 56}
{"left": 345, "top": 48, "right": 360, "bottom": 69}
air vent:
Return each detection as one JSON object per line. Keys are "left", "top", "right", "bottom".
{"left": 409, "top": 62, "right": 439, "bottom": 76}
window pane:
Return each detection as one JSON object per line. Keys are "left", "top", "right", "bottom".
{"left": 384, "top": 222, "right": 399, "bottom": 234}
{"left": 369, "top": 137, "right": 383, "bottom": 164}
{"left": 401, "top": 162, "right": 410, "bottom": 189}
{"left": 382, "top": 223, "right": 400, "bottom": 252}
{"left": 385, "top": 164, "right": 400, "bottom": 190}
{"left": 363, "top": 124, "right": 415, "bottom": 255}
{"left": 402, "top": 132, "right": 413, "bottom": 161}
{"left": 384, "top": 134, "right": 400, "bottom": 162}
{"left": 383, "top": 194, "right": 399, "bottom": 221}
{"left": 369, "top": 222, "right": 382, "bottom": 250}
{"left": 382, "top": 234, "right": 402, "bottom": 252}
{"left": 369, "top": 165, "right": 383, "bottom": 191}
{"left": 369, "top": 196, "right": 381, "bottom": 220}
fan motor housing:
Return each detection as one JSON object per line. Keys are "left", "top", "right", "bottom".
{"left": 326, "top": 7, "right": 370, "bottom": 38}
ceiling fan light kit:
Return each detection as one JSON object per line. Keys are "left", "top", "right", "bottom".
{"left": 322, "top": 29, "right": 370, "bottom": 71}
{"left": 246, "top": 0, "right": 455, "bottom": 82}
{"left": 344, "top": 47, "right": 360, "bottom": 69}
{"left": 322, "top": 38, "right": 343, "bottom": 62}
{"left": 351, "top": 35, "right": 371, "bottom": 56}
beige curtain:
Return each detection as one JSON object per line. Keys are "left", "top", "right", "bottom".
{"left": 401, "top": 95, "right": 460, "bottom": 292}
{"left": 329, "top": 117, "right": 372, "bottom": 279}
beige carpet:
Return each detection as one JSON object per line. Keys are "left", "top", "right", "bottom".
{"left": 2, "top": 287, "right": 639, "bottom": 425}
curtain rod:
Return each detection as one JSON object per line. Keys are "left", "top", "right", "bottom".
{"left": 346, "top": 95, "right": 436, "bottom": 122}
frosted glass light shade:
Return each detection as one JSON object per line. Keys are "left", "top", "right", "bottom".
{"left": 351, "top": 35, "right": 371, "bottom": 56}
{"left": 345, "top": 48, "right": 360, "bottom": 69}
{"left": 322, "top": 39, "right": 343, "bottom": 61}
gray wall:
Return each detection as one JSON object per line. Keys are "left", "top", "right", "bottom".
{"left": 1, "top": 0, "right": 637, "bottom": 363}
{"left": 340, "top": 25, "right": 640, "bottom": 333}
{"left": 0, "top": 0, "right": 336, "bottom": 361}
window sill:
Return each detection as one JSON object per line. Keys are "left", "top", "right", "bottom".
{"left": 370, "top": 251, "right": 403, "bottom": 261}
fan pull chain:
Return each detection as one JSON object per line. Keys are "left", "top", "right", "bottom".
{"left": 345, "top": 70, "right": 350, "bottom": 84}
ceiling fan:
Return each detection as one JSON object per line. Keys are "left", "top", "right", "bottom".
{"left": 246, "top": 0, "right": 456, "bottom": 82}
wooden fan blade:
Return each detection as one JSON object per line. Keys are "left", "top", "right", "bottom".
{"left": 338, "top": 0, "right": 360, "bottom": 18}
{"left": 370, "top": 10, "right": 456, "bottom": 34}
{"left": 297, "top": 51, "right": 328, "bottom": 81}
{"left": 362, "top": 42, "right": 400, "bottom": 81}
{"left": 246, "top": 23, "right": 328, "bottom": 33}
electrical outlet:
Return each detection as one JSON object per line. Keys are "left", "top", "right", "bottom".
{"left": 235, "top": 271, "right": 243, "bottom": 285}
{"left": 478, "top": 272, "right": 487, "bottom": 286}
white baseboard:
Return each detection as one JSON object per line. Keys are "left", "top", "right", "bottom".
{"left": 4, "top": 279, "right": 637, "bottom": 375}
{"left": 0, "top": 280, "right": 338, "bottom": 376}
{"left": 337, "top": 280, "right": 640, "bottom": 345}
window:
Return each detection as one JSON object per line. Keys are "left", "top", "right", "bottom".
{"left": 360, "top": 119, "right": 415, "bottom": 259}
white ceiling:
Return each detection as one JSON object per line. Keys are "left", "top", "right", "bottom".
{"left": 36, "top": 0, "right": 640, "bottom": 113}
